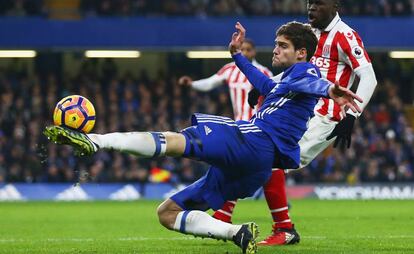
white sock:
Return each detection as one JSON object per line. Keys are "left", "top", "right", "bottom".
{"left": 87, "top": 132, "right": 166, "bottom": 157}
{"left": 173, "top": 211, "right": 241, "bottom": 240}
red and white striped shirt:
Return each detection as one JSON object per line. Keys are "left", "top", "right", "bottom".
{"left": 310, "top": 14, "right": 372, "bottom": 121}
{"left": 192, "top": 59, "right": 272, "bottom": 121}
{"left": 217, "top": 60, "right": 272, "bottom": 121}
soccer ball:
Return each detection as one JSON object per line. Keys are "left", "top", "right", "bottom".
{"left": 53, "top": 95, "right": 96, "bottom": 133}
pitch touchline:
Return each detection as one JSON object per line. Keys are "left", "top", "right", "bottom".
{"left": 1, "top": 235, "right": 414, "bottom": 243}
{"left": 0, "top": 237, "right": 196, "bottom": 243}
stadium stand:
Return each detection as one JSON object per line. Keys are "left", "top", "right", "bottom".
{"left": 0, "top": 53, "right": 414, "bottom": 184}
{"left": 0, "top": 0, "right": 412, "bottom": 17}
{"left": 0, "top": 0, "right": 413, "bottom": 185}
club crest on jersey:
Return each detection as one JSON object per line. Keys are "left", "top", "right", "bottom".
{"left": 345, "top": 31, "right": 354, "bottom": 40}
{"left": 352, "top": 45, "right": 364, "bottom": 59}
{"left": 322, "top": 44, "right": 331, "bottom": 57}
{"left": 307, "top": 68, "right": 318, "bottom": 77}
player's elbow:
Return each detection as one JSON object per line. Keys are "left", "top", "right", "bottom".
{"left": 369, "top": 68, "right": 378, "bottom": 87}
{"left": 372, "top": 75, "right": 378, "bottom": 87}
{"left": 359, "top": 65, "right": 377, "bottom": 88}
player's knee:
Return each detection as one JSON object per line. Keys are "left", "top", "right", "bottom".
{"left": 157, "top": 202, "right": 171, "bottom": 229}
{"left": 156, "top": 199, "right": 181, "bottom": 230}
{"left": 163, "top": 132, "right": 186, "bottom": 157}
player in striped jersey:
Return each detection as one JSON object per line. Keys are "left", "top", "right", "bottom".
{"left": 251, "top": 0, "right": 378, "bottom": 246}
{"left": 178, "top": 39, "right": 273, "bottom": 122}
{"left": 43, "top": 21, "right": 362, "bottom": 254}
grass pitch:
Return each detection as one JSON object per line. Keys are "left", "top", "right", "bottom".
{"left": 0, "top": 199, "right": 413, "bottom": 254}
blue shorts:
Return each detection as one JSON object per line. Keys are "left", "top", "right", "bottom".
{"left": 170, "top": 113, "right": 275, "bottom": 211}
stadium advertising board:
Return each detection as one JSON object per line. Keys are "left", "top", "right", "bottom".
{"left": 1, "top": 183, "right": 414, "bottom": 201}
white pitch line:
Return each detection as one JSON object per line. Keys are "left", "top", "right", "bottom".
{"left": 1, "top": 235, "right": 414, "bottom": 243}
{"left": 46, "top": 238, "right": 94, "bottom": 242}
{"left": 118, "top": 236, "right": 197, "bottom": 241}
{"left": 0, "top": 236, "right": 199, "bottom": 243}
{"left": 302, "top": 236, "right": 327, "bottom": 239}
{"left": 302, "top": 235, "right": 414, "bottom": 239}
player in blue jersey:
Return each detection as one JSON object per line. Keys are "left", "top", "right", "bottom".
{"left": 43, "top": 21, "right": 362, "bottom": 254}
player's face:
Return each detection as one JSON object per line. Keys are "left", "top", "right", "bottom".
{"left": 241, "top": 42, "right": 256, "bottom": 61}
{"left": 307, "top": 0, "right": 337, "bottom": 30}
{"left": 272, "top": 35, "right": 302, "bottom": 68}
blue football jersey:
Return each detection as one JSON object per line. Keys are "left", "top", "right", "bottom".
{"left": 233, "top": 53, "right": 331, "bottom": 169}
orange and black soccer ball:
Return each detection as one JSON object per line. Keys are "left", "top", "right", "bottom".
{"left": 53, "top": 95, "right": 96, "bottom": 133}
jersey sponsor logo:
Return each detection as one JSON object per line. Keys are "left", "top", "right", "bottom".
{"left": 310, "top": 56, "right": 331, "bottom": 69}
{"left": 352, "top": 45, "right": 364, "bottom": 59}
{"left": 204, "top": 125, "right": 212, "bottom": 135}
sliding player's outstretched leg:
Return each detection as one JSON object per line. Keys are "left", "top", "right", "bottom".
{"left": 43, "top": 125, "right": 98, "bottom": 156}
{"left": 44, "top": 126, "right": 186, "bottom": 158}
{"left": 157, "top": 198, "right": 259, "bottom": 254}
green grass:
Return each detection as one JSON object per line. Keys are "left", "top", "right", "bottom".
{"left": 0, "top": 200, "right": 413, "bottom": 253}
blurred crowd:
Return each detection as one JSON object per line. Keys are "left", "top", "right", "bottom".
{"left": 0, "top": 57, "right": 231, "bottom": 185}
{"left": 1, "top": 54, "right": 414, "bottom": 185}
{"left": 0, "top": 0, "right": 413, "bottom": 17}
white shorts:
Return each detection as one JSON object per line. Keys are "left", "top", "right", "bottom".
{"left": 285, "top": 113, "right": 337, "bottom": 172}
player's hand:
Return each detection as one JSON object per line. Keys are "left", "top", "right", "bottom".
{"left": 248, "top": 88, "right": 260, "bottom": 108}
{"left": 326, "top": 113, "right": 356, "bottom": 149}
{"left": 229, "top": 22, "right": 246, "bottom": 55}
{"left": 328, "top": 83, "right": 363, "bottom": 116}
{"left": 178, "top": 76, "right": 193, "bottom": 86}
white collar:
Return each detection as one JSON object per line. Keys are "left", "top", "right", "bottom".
{"left": 322, "top": 12, "right": 341, "bottom": 32}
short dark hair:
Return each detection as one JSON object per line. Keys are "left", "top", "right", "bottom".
{"left": 276, "top": 21, "right": 318, "bottom": 61}
{"left": 242, "top": 38, "right": 255, "bottom": 49}
{"left": 308, "top": 0, "right": 339, "bottom": 7}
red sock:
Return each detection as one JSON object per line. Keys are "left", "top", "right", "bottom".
{"left": 264, "top": 169, "right": 292, "bottom": 230}
{"left": 212, "top": 200, "right": 237, "bottom": 223}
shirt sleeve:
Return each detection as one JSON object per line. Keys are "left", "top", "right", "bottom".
{"left": 338, "top": 30, "right": 371, "bottom": 70}
{"left": 281, "top": 64, "right": 331, "bottom": 98}
{"left": 286, "top": 76, "right": 331, "bottom": 98}
{"left": 346, "top": 64, "right": 377, "bottom": 117}
{"left": 191, "top": 74, "right": 226, "bottom": 91}
{"left": 217, "top": 63, "right": 235, "bottom": 80}
{"left": 232, "top": 53, "right": 277, "bottom": 95}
